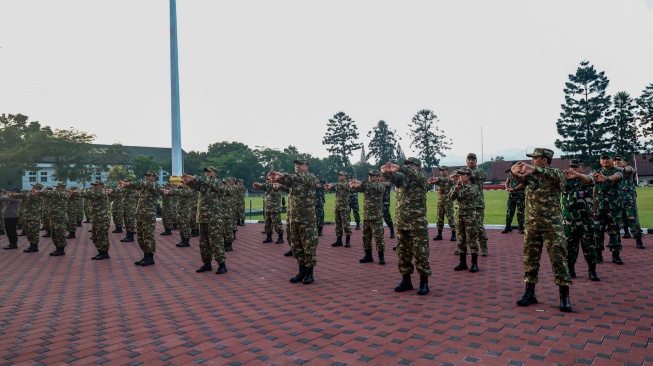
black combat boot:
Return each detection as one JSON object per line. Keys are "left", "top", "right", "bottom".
{"left": 196, "top": 262, "right": 212, "bottom": 272}
{"left": 172, "top": 223, "right": 178, "bottom": 230}
{"left": 394, "top": 275, "right": 413, "bottom": 292}
{"left": 611, "top": 251, "right": 624, "bottom": 265}
{"left": 284, "top": 249, "right": 294, "bottom": 257}
{"left": 359, "top": 249, "right": 374, "bottom": 263}
{"left": 378, "top": 251, "right": 385, "bottom": 265}
{"left": 42, "top": 231, "right": 51, "bottom": 238}
{"left": 66, "top": 232, "right": 76, "bottom": 239}
{"left": 49, "top": 247, "right": 65, "bottom": 256}
{"left": 433, "top": 229, "right": 443, "bottom": 241}
{"left": 317, "top": 226, "right": 323, "bottom": 237}
{"left": 275, "top": 233, "right": 284, "bottom": 244}
{"left": 501, "top": 224, "right": 512, "bottom": 234}
{"left": 331, "top": 236, "right": 343, "bottom": 247}
{"left": 568, "top": 260, "right": 576, "bottom": 278}
{"left": 289, "top": 266, "right": 307, "bottom": 283}
{"left": 135, "top": 254, "right": 146, "bottom": 265}
{"left": 120, "top": 232, "right": 135, "bottom": 242}
{"left": 177, "top": 238, "right": 190, "bottom": 247}
{"left": 355, "top": 222, "right": 361, "bottom": 230}
{"left": 3, "top": 243, "right": 18, "bottom": 250}
{"left": 417, "top": 275, "right": 429, "bottom": 295}
{"left": 517, "top": 283, "right": 538, "bottom": 306}
{"left": 469, "top": 253, "right": 479, "bottom": 273}
{"left": 588, "top": 262, "right": 600, "bottom": 281}
{"left": 160, "top": 229, "right": 172, "bottom": 236}
{"left": 518, "top": 225, "right": 524, "bottom": 234}
{"left": 389, "top": 226, "right": 395, "bottom": 239}
{"left": 636, "top": 237, "right": 645, "bottom": 249}
{"left": 454, "top": 253, "right": 468, "bottom": 271}
{"left": 559, "top": 285, "right": 572, "bottom": 312}
{"left": 95, "top": 251, "right": 110, "bottom": 260}
{"left": 192, "top": 228, "right": 199, "bottom": 237}
{"left": 77, "top": 221, "right": 82, "bottom": 227}
{"left": 263, "top": 233, "right": 273, "bottom": 243}
{"left": 216, "top": 262, "right": 227, "bottom": 274}
{"left": 623, "top": 228, "right": 631, "bottom": 239}
{"left": 225, "top": 242, "right": 233, "bottom": 252}
{"left": 450, "top": 230, "right": 457, "bottom": 241}
{"left": 302, "top": 267, "right": 314, "bottom": 284}
{"left": 344, "top": 236, "right": 351, "bottom": 248}
{"left": 112, "top": 227, "right": 123, "bottom": 233}
{"left": 597, "top": 250, "right": 603, "bottom": 263}
{"left": 140, "top": 253, "right": 155, "bottom": 266}
{"left": 23, "top": 245, "right": 39, "bottom": 253}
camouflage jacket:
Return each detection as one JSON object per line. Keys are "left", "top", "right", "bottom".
{"left": 277, "top": 172, "right": 316, "bottom": 224}
{"left": 349, "top": 190, "right": 359, "bottom": 206}
{"left": 326, "top": 182, "right": 350, "bottom": 212}
{"left": 351, "top": 181, "right": 385, "bottom": 220}
{"left": 125, "top": 181, "right": 161, "bottom": 215}
{"left": 14, "top": 191, "right": 42, "bottom": 220}
{"left": 38, "top": 190, "right": 69, "bottom": 219}
{"left": 434, "top": 177, "right": 455, "bottom": 202}
{"left": 562, "top": 176, "right": 595, "bottom": 224}
{"left": 384, "top": 165, "right": 428, "bottom": 229}
{"left": 382, "top": 183, "right": 391, "bottom": 207}
{"left": 187, "top": 176, "right": 224, "bottom": 224}
{"left": 122, "top": 188, "right": 138, "bottom": 211}
{"left": 506, "top": 175, "right": 525, "bottom": 197}
{"left": 261, "top": 183, "right": 281, "bottom": 213}
{"left": 80, "top": 190, "right": 110, "bottom": 225}
{"left": 448, "top": 183, "right": 480, "bottom": 215}
{"left": 315, "top": 183, "right": 325, "bottom": 206}
{"left": 591, "top": 167, "right": 623, "bottom": 210}
{"left": 275, "top": 184, "right": 290, "bottom": 220}
{"left": 512, "top": 166, "right": 565, "bottom": 232}
{"left": 219, "top": 186, "right": 236, "bottom": 219}
{"left": 470, "top": 167, "right": 486, "bottom": 208}
{"left": 619, "top": 167, "right": 637, "bottom": 203}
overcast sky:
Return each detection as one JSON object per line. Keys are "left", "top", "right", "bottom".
{"left": 2, "top": 0, "right": 653, "bottom": 165}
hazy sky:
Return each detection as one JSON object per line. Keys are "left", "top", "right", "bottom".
{"left": 2, "top": 0, "right": 653, "bottom": 165}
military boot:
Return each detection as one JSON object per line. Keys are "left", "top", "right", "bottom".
{"left": 636, "top": 237, "right": 645, "bottom": 249}
{"left": 344, "top": 236, "right": 351, "bottom": 248}
{"left": 66, "top": 232, "right": 76, "bottom": 239}
{"left": 196, "top": 262, "right": 212, "bottom": 272}
{"left": 623, "top": 228, "right": 631, "bottom": 239}
{"left": 302, "top": 267, "right": 314, "bottom": 284}
{"left": 433, "top": 229, "right": 443, "bottom": 241}
{"left": 611, "top": 251, "right": 624, "bottom": 265}
{"left": 454, "top": 253, "right": 468, "bottom": 271}
{"left": 389, "top": 226, "right": 395, "bottom": 239}
{"left": 378, "top": 251, "right": 385, "bottom": 265}
{"left": 559, "top": 285, "right": 572, "bottom": 312}
{"left": 289, "top": 266, "right": 306, "bottom": 283}
{"left": 225, "top": 242, "right": 233, "bottom": 252}
{"left": 120, "top": 232, "right": 135, "bottom": 242}
{"left": 192, "top": 228, "right": 199, "bottom": 237}
{"left": 417, "top": 275, "right": 429, "bottom": 295}
{"left": 501, "top": 224, "right": 512, "bottom": 234}
{"left": 394, "top": 275, "right": 413, "bottom": 292}
{"left": 216, "top": 263, "right": 228, "bottom": 274}
{"left": 469, "top": 253, "right": 479, "bottom": 273}
{"left": 77, "top": 221, "right": 82, "bottom": 227}
{"left": 172, "top": 223, "right": 178, "bottom": 230}
{"left": 588, "top": 262, "right": 600, "bottom": 281}
{"left": 331, "top": 236, "right": 343, "bottom": 247}
{"left": 568, "top": 260, "right": 576, "bottom": 278}
{"left": 317, "top": 226, "right": 323, "bottom": 237}
{"left": 518, "top": 225, "right": 524, "bottom": 234}
{"left": 284, "top": 249, "right": 294, "bottom": 257}
{"left": 355, "top": 222, "right": 361, "bottom": 230}
{"left": 516, "top": 283, "right": 538, "bottom": 306}
{"left": 134, "top": 254, "right": 146, "bottom": 265}
{"left": 359, "top": 249, "right": 374, "bottom": 263}
{"left": 160, "top": 229, "right": 172, "bottom": 236}
{"left": 597, "top": 250, "right": 603, "bottom": 263}
{"left": 263, "top": 233, "right": 273, "bottom": 243}
{"left": 450, "top": 230, "right": 457, "bottom": 241}
{"left": 177, "top": 238, "right": 190, "bottom": 247}
{"left": 112, "top": 227, "right": 123, "bottom": 233}
{"left": 95, "top": 251, "right": 110, "bottom": 260}
{"left": 140, "top": 253, "right": 155, "bottom": 266}
{"left": 23, "top": 245, "right": 39, "bottom": 253}
{"left": 49, "top": 247, "right": 65, "bottom": 256}
{"left": 275, "top": 233, "right": 284, "bottom": 244}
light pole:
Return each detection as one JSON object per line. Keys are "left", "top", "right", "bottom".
{"left": 170, "top": 0, "right": 183, "bottom": 175}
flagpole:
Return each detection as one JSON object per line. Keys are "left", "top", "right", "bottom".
{"left": 170, "top": 0, "right": 183, "bottom": 176}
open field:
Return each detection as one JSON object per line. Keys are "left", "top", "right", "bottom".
{"left": 244, "top": 187, "right": 653, "bottom": 227}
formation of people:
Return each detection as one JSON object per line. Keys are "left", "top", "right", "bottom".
{"left": 0, "top": 149, "right": 646, "bottom": 313}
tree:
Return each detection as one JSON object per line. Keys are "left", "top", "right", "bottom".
{"left": 555, "top": 60, "right": 612, "bottom": 169}
{"left": 0, "top": 113, "right": 52, "bottom": 170}
{"left": 129, "top": 155, "right": 161, "bottom": 177}
{"left": 206, "top": 141, "right": 250, "bottom": 159}
{"left": 605, "top": 91, "right": 639, "bottom": 161}
{"left": 107, "top": 165, "right": 135, "bottom": 184}
{"left": 359, "top": 146, "right": 367, "bottom": 164}
{"left": 47, "top": 128, "right": 96, "bottom": 184}
{"left": 636, "top": 83, "right": 653, "bottom": 155}
{"left": 322, "top": 111, "right": 363, "bottom": 169}
{"left": 408, "top": 109, "right": 452, "bottom": 169}
{"left": 183, "top": 151, "right": 206, "bottom": 176}
{"left": 395, "top": 143, "right": 406, "bottom": 163}
{"left": 367, "top": 120, "right": 400, "bottom": 165}
{"left": 95, "top": 143, "right": 130, "bottom": 172}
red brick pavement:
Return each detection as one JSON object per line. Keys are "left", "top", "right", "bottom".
{"left": 0, "top": 222, "right": 651, "bottom": 365}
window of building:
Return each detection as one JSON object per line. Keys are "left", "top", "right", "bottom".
{"left": 28, "top": 171, "right": 36, "bottom": 176}
{"left": 41, "top": 176, "right": 48, "bottom": 182}
{"left": 41, "top": 172, "right": 47, "bottom": 176}
{"left": 29, "top": 177, "right": 36, "bottom": 182}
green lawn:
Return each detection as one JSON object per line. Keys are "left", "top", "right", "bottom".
{"left": 244, "top": 187, "right": 653, "bottom": 227}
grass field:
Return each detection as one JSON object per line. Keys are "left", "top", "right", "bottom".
{"left": 244, "top": 187, "right": 653, "bottom": 227}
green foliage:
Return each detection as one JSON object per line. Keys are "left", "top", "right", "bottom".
{"left": 408, "top": 109, "right": 452, "bottom": 169}
{"left": 322, "top": 111, "right": 363, "bottom": 169}
{"left": 107, "top": 165, "right": 135, "bottom": 183}
{"left": 555, "top": 60, "right": 612, "bottom": 169}
{"left": 96, "top": 143, "right": 130, "bottom": 172}
{"left": 367, "top": 120, "right": 400, "bottom": 165}
{"left": 129, "top": 154, "right": 160, "bottom": 177}
{"left": 47, "top": 128, "right": 96, "bottom": 184}
{"left": 395, "top": 143, "right": 406, "bottom": 163}
{"left": 0, "top": 113, "right": 52, "bottom": 170}
{"left": 637, "top": 83, "right": 653, "bottom": 156}
{"left": 606, "top": 91, "right": 639, "bottom": 161}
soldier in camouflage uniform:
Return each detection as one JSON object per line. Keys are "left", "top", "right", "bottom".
{"left": 431, "top": 166, "right": 456, "bottom": 241}
{"left": 268, "top": 157, "right": 318, "bottom": 284}
{"left": 17, "top": 188, "right": 28, "bottom": 237}
{"left": 160, "top": 183, "right": 174, "bottom": 236}
{"left": 562, "top": 159, "right": 600, "bottom": 281}
{"left": 503, "top": 166, "right": 525, "bottom": 234}
{"left": 381, "top": 157, "right": 431, "bottom": 295}
{"left": 120, "top": 178, "right": 138, "bottom": 242}
{"left": 219, "top": 178, "right": 236, "bottom": 252}
{"left": 324, "top": 172, "right": 352, "bottom": 247}
{"left": 442, "top": 168, "right": 481, "bottom": 273}
{"left": 348, "top": 175, "right": 361, "bottom": 231}
{"left": 613, "top": 155, "right": 645, "bottom": 249}
{"left": 467, "top": 153, "right": 489, "bottom": 256}
{"left": 315, "top": 176, "right": 325, "bottom": 237}
{"left": 379, "top": 176, "right": 395, "bottom": 239}
{"left": 190, "top": 190, "right": 199, "bottom": 237}
{"left": 253, "top": 179, "right": 284, "bottom": 244}
{"left": 41, "top": 187, "right": 52, "bottom": 237}
{"left": 76, "top": 193, "right": 84, "bottom": 227}
{"left": 14, "top": 184, "right": 43, "bottom": 252}
{"left": 108, "top": 186, "right": 124, "bottom": 233}
{"left": 276, "top": 183, "right": 294, "bottom": 257}
{"left": 511, "top": 148, "right": 571, "bottom": 312}
{"left": 65, "top": 187, "right": 79, "bottom": 239}
{"left": 119, "top": 171, "right": 161, "bottom": 266}
{"left": 236, "top": 179, "right": 247, "bottom": 226}
{"left": 38, "top": 182, "right": 70, "bottom": 256}
{"left": 183, "top": 166, "right": 228, "bottom": 274}
{"left": 591, "top": 152, "right": 626, "bottom": 264}
{"left": 350, "top": 170, "right": 386, "bottom": 264}
{"left": 83, "top": 192, "right": 93, "bottom": 224}
{"left": 78, "top": 181, "right": 111, "bottom": 260}
{"left": 165, "top": 184, "right": 194, "bottom": 247}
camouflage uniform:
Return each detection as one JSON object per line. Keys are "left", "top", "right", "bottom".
{"left": 382, "top": 183, "right": 394, "bottom": 231}
{"left": 315, "top": 180, "right": 325, "bottom": 232}
{"left": 168, "top": 187, "right": 194, "bottom": 240}
{"left": 124, "top": 180, "right": 161, "bottom": 254}
{"left": 66, "top": 192, "right": 79, "bottom": 235}
{"left": 619, "top": 166, "right": 643, "bottom": 240}
{"left": 384, "top": 163, "right": 431, "bottom": 277}
{"left": 449, "top": 183, "right": 481, "bottom": 254}
{"left": 433, "top": 176, "right": 455, "bottom": 231}
{"left": 326, "top": 179, "right": 352, "bottom": 237}
{"left": 161, "top": 186, "right": 175, "bottom": 231}
{"left": 190, "top": 190, "right": 199, "bottom": 234}
{"left": 39, "top": 188, "right": 69, "bottom": 250}
{"left": 80, "top": 187, "right": 111, "bottom": 252}
{"left": 592, "top": 166, "right": 624, "bottom": 253}
{"left": 76, "top": 196, "right": 84, "bottom": 224}
{"left": 352, "top": 177, "right": 386, "bottom": 253}
{"left": 108, "top": 187, "right": 124, "bottom": 229}
{"left": 122, "top": 188, "right": 138, "bottom": 235}
{"left": 349, "top": 190, "right": 361, "bottom": 227}
{"left": 14, "top": 187, "right": 42, "bottom": 249}
{"left": 187, "top": 175, "right": 226, "bottom": 265}
{"left": 236, "top": 181, "right": 247, "bottom": 225}
{"left": 219, "top": 182, "right": 235, "bottom": 245}
{"left": 562, "top": 174, "right": 598, "bottom": 265}
{"left": 41, "top": 191, "right": 51, "bottom": 232}
{"left": 261, "top": 183, "right": 283, "bottom": 235}
{"left": 505, "top": 175, "right": 525, "bottom": 230}
{"left": 470, "top": 165, "right": 489, "bottom": 254}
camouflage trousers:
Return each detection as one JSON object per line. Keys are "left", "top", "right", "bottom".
{"left": 222, "top": 218, "right": 235, "bottom": 243}
{"left": 382, "top": 204, "right": 394, "bottom": 229}
{"left": 76, "top": 203, "right": 84, "bottom": 223}
{"left": 123, "top": 208, "right": 137, "bottom": 233}
{"left": 505, "top": 194, "right": 525, "bottom": 228}
{"left": 239, "top": 204, "right": 245, "bottom": 222}
{"left": 199, "top": 222, "right": 226, "bottom": 264}
{"left": 176, "top": 210, "right": 192, "bottom": 239}
{"left": 523, "top": 228, "right": 571, "bottom": 286}
{"left": 264, "top": 211, "right": 283, "bottom": 235}
{"left": 85, "top": 204, "right": 92, "bottom": 222}
{"left": 478, "top": 209, "right": 488, "bottom": 254}
{"left": 564, "top": 220, "right": 597, "bottom": 264}
{"left": 315, "top": 204, "right": 324, "bottom": 229}
{"left": 136, "top": 214, "right": 156, "bottom": 253}
{"left": 596, "top": 208, "right": 622, "bottom": 253}
{"left": 162, "top": 206, "right": 175, "bottom": 229}
{"left": 362, "top": 219, "right": 385, "bottom": 252}
{"left": 396, "top": 220, "right": 431, "bottom": 276}
{"left": 49, "top": 216, "right": 67, "bottom": 248}
{"left": 289, "top": 221, "right": 318, "bottom": 267}
{"left": 350, "top": 204, "right": 360, "bottom": 224}
{"left": 436, "top": 198, "right": 455, "bottom": 230}
{"left": 456, "top": 212, "right": 480, "bottom": 254}
{"left": 92, "top": 222, "right": 110, "bottom": 251}
{"left": 621, "top": 201, "right": 642, "bottom": 238}
{"left": 66, "top": 209, "right": 78, "bottom": 232}
{"left": 334, "top": 210, "right": 352, "bottom": 237}
{"left": 24, "top": 219, "right": 40, "bottom": 246}
{"left": 112, "top": 204, "right": 124, "bottom": 228}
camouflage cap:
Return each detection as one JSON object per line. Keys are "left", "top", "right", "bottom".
{"left": 569, "top": 159, "right": 582, "bottom": 167}
{"left": 31, "top": 183, "right": 43, "bottom": 189}
{"left": 457, "top": 167, "right": 472, "bottom": 175}
{"left": 367, "top": 169, "right": 381, "bottom": 176}
{"left": 338, "top": 171, "right": 348, "bottom": 176}
{"left": 403, "top": 157, "right": 421, "bottom": 167}
{"left": 237, "top": 178, "right": 243, "bottom": 182}
{"left": 600, "top": 152, "right": 614, "bottom": 159}
{"left": 293, "top": 157, "right": 309, "bottom": 165}
{"left": 144, "top": 170, "right": 158, "bottom": 177}
{"left": 438, "top": 166, "right": 448, "bottom": 171}
{"left": 56, "top": 182, "right": 67, "bottom": 187}
{"left": 467, "top": 153, "right": 477, "bottom": 159}
{"left": 526, "top": 148, "right": 554, "bottom": 159}
{"left": 90, "top": 180, "right": 105, "bottom": 186}
{"left": 203, "top": 166, "right": 219, "bottom": 174}
{"left": 123, "top": 177, "right": 133, "bottom": 182}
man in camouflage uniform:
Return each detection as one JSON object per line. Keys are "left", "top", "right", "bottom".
{"left": 350, "top": 170, "right": 386, "bottom": 264}
{"left": 562, "top": 159, "right": 600, "bottom": 281}
{"left": 276, "top": 183, "right": 295, "bottom": 257}
{"left": 253, "top": 179, "right": 284, "bottom": 244}
{"left": 160, "top": 183, "right": 175, "bottom": 236}
{"left": 591, "top": 152, "right": 626, "bottom": 264}
{"left": 315, "top": 175, "right": 325, "bottom": 237}
{"left": 467, "top": 153, "right": 489, "bottom": 256}
{"left": 324, "top": 172, "right": 352, "bottom": 247}
{"left": 183, "top": 166, "right": 228, "bottom": 274}
{"left": 41, "top": 187, "right": 52, "bottom": 237}
{"left": 613, "top": 155, "right": 645, "bottom": 249}
{"left": 119, "top": 171, "right": 161, "bottom": 266}
{"left": 190, "top": 190, "right": 199, "bottom": 237}
{"left": 503, "top": 163, "right": 525, "bottom": 234}
{"left": 236, "top": 179, "right": 247, "bottom": 226}
{"left": 379, "top": 175, "right": 395, "bottom": 239}
{"left": 349, "top": 174, "right": 361, "bottom": 231}
{"left": 268, "top": 157, "right": 318, "bottom": 284}
{"left": 38, "top": 182, "right": 70, "bottom": 256}
{"left": 219, "top": 177, "right": 236, "bottom": 252}
{"left": 65, "top": 187, "right": 79, "bottom": 239}
{"left": 108, "top": 186, "right": 124, "bottom": 234}
{"left": 76, "top": 193, "right": 84, "bottom": 227}
{"left": 14, "top": 184, "right": 43, "bottom": 252}
{"left": 431, "top": 166, "right": 456, "bottom": 241}
{"left": 120, "top": 178, "right": 138, "bottom": 243}
{"left": 511, "top": 148, "right": 571, "bottom": 312}
{"left": 165, "top": 184, "right": 194, "bottom": 248}
{"left": 83, "top": 192, "right": 93, "bottom": 224}
{"left": 381, "top": 157, "right": 431, "bottom": 295}
{"left": 79, "top": 181, "right": 111, "bottom": 260}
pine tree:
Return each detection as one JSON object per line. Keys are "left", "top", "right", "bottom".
{"left": 322, "top": 111, "right": 363, "bottom": 169}
{"left": 367, "top": 120, "right": 400, "bottom": 165}
{"left": 395, "top": 143, "right": 406, "bottom": 163}
{"left": 359, "top": 146, "right": 367, "bottom": 164}
{"left": 636, "top": 83, "right": 653, "bottom": 155}
{"left": 555, "top": 60, "right": 611, "bottom": 168}
{"left": 408, "top": 109, "right": 452, "bottom": 169}
{"left": 605, "top": 91, "right": 639, "bottom": 161}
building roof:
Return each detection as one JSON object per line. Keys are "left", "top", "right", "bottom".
{"left": 88, "top": 144, "right": 185, "bottom": 163}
